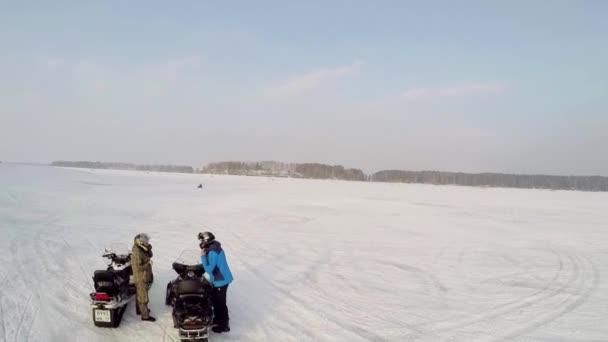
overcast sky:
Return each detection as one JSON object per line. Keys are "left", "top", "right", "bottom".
{"left": 1, "top": 1, "right": 607, "bottom": 175}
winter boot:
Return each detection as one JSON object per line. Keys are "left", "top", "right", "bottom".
{"left": 142, "top": 316, "right": 156, "bottom": 322}
{"left": 212, "top": 324, "right": 230, "bottom": 333}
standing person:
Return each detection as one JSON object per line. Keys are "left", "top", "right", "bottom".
{"left": 199, "top": 231, "right": 233, "bottom": 333}
{"left": 132, "top": 233, "right": 156, "bottom": 322}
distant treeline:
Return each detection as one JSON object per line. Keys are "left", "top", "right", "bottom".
{"left": 202, "top": 161, "right": 296, "bottom": 177}
{"left": 51, "top": 161, "right": 194, "bottom": 174}
{"left": 51, "top": 160, "right": 608, "bottom": 191}
{"left": 202, "top": 161, "right": 608, "bottom": 191}
{"left": 371, "top": 170, "right": 608, "bottom": 192}
{"left": 202, "top": 161, "right": 367, "bottom": 181}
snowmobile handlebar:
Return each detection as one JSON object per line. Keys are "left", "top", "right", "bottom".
{"left": 102, "top": 252, "right": 116, "bottom": 259}
{"left": 102, "top": 251, "right": 131, "bottom": 264}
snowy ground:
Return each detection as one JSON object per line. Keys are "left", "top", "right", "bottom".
{"left": 1, "top": 164, "right": 607, "bottom": 342}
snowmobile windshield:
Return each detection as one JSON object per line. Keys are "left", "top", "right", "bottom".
{"left": 104, "top": 242, "right": 131, "bottom": 256}
{"left": 173, "top": 250, "right": 205, "bottom": 278}
{"left": 174, "top": 250, "right": 202, "bottom": 266}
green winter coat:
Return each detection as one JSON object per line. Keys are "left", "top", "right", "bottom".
{"left": 132, "top": 241, "right": 153, "bottom": 285}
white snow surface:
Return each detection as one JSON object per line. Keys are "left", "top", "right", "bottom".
{"left": 1, "top": 164, "right": 607, "bottom": 342}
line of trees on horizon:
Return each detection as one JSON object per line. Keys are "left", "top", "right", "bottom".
{"left": 201, "top": 161, "right": 608, "bottom": 191}
{"left": 51, "top": 161, "right": 194, "bottom": 174}
{"left": 50, "top": 160, "right": 608, "bottom": 192}
{"left": 371, "top": 170, "right": 608, "bottom": 192}
{"left": 202, "top": 161, "right": 367, "bottom": 181}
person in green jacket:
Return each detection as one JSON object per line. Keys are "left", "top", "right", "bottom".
{"left": 132, "top": 233, "right": 155, "bottom": 322}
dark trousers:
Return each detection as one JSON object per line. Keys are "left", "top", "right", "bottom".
{"left": 212, "top": 285, "right": 229, "bottom": 327}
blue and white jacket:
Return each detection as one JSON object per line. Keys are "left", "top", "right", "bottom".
{"left": 201, "top": 240, "right": 233, "bottom": 288}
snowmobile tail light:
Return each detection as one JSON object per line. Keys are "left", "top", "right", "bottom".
{"left": 94, "top": 293, "right": 111, "bottom": 301}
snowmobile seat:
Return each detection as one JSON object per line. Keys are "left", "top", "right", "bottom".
{"left": 94, "top": 270, "right": 119, "bottom": 295}
{"left": 176, "top": 293, "right": 205, "bottom": 303}
{"left": 174, "top": 294, "right": 212, "bottom": 324}
{"left": 176, "top": 279, "right": 207, "bottom": 295}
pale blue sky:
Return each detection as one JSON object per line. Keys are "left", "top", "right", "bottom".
{"left": 1, "top": 1, "right": 607, "bottom": 175}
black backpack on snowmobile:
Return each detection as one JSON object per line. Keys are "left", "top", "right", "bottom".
{"left": 166, "top": 250, "right": 213, "bottom": 341}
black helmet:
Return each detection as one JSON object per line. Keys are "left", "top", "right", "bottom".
{"left": 198, "top": 231, "right": 215, "bottom": 248}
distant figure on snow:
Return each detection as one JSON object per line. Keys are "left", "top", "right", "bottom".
{"left": 198, "top": 231, "right": 233, "bottom": 333}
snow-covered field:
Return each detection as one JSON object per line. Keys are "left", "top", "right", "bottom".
{"left": 1, "top": 164, "right": 607, "bottom": 342}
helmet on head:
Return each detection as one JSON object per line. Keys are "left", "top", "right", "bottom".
{"left": 135, "top": 233, "right": 150, "bottom": 245}
{"left": 198, "top": 231, "right": 215, "bottom": 248}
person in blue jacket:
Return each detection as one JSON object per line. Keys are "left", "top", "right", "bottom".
{"left": 199, "top": 231, "right": 233, "bottom": 333}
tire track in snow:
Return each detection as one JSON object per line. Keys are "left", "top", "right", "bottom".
{"left": 418, "top": 249, "right": 592, "bottom": 340}
{"left": 498, "top": 253, "right": 548, "bottom": 282}
{"left": 482, "top": 249, "right": 565, "bottom": 313}
{"left": 230, "top": 221, "right": 365, "bottom": 339}
{"left": 238, "top": 258, "right": 326, "bottom": 340}
{"left": 238, "top": 217, "right": 423, "bottom": 340}
{"left": 299, "top": 250, "right": 399, "bottom": 337}
{"left": 239, "top": 258, "right": 384, "bottom": 341}
{"left": 6, "top": 221, "right": 71, "bottom": 342}
{"left": 497, "top": 253, "right": 599, "bottom": 341}
{"left": 252, "top": 231, "right": 428, "bottom": 339}
{"left": 2, "top": 232, "right": 23, "bottom": 288}
{"left": 60, "top": 235, "right": 95, "bottom": 290}
{"left": 387, "top": 262, "right": 448, "bottom": 294}
{"left": 155, "top": 321, "right": 178, "bottom": 342}
{"left": 322, "top": 258, "right": 429, "bottom": 338}
{"left": 430, "top": 244, "right": 449, "bottom": 266}
{"left": 24, "top": 293, "right": 41, "bottom": 342}
{"left": 375, "top": 261, "right": 447, "bottom": 337}
{"left": 478, "top": 269, "right": 549, "bottom": 286}
{"left": 477, "top": 251, "right": 583, "bottom": 340}
{"left": 9, "top": 231, "right": 39, "bottom": 339}
{"left": 229, "top": 231, "right": 320, "bottom": 341}
{"left": 412, "top": 248, "right": 565, "bottom": 334}
{"left": 12, "top": 226, "right": 81, "bottom": 342}
{"left": 0, "top": 295, "right": 7, "bottom": 342}
{"left": 13, "top": 293, "right": 34, "bottom": 342}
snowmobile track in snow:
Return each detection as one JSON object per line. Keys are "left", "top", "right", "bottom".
{"left": 499, "top": 253, "right": 599, "bottom": 341}
{"left": 239, "top": 256, "right": 385, "bottom": 342}
{"left": 13, "top": 292, "right": 34, "bottom": 342}
{"left": 0, "top": 295, "right": 7, "bottom": 342}
{"left": 386, "top": 262, "right": 448, "bottom": 294}
{"left": 413, "top": 248, "right": 599, "bottom": 340}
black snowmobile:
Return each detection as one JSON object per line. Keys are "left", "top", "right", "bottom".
{"left": 90, "top": 247, "right": 136, "bottom": 327}
{"left": 166, "top": 250, "right": 213, "bottom": 341}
